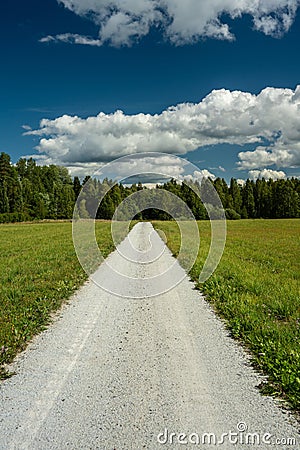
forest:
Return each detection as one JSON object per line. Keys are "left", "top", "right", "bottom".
{"left": 0, "top": 151, "right": 299, "bottom": 222}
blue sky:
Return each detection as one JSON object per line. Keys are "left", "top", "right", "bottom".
{"left": 1, "top": 0, "right": 300, "bottom": 182}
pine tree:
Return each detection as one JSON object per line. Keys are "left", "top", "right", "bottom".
{"left": 229, "top": 178, "right": 242, "bottom": 215}
{"left": 242, "top": 180, "right": 255, "bottom": 218}
{"left": 73, "top": 176, "right": 82, "bottom": 199}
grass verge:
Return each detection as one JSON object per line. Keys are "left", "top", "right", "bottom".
{"left": 0, "top": 221, "right": 114, "bottom": 379}
{"left": 153, "top": 219, "right": 300, "bottom": 411}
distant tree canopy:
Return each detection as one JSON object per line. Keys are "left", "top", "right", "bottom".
{"left": 0, "top": 152, "right": 299, "bottom": 223}
{"left": 0, "top": 152, "right": 75, "bottom": 223}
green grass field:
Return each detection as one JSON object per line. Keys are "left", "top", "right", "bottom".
{"left": 1, "top": 219, "right": 299, "bottom": 411}
{"left": 153, "top": 219, "right": 300, "bottom": 411}
{"left": 0, "top": 221, "right": 114, "bottom": 378}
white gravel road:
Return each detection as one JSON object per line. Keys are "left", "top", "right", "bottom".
{"left": 0, "top": 222, "right": 299, "bottom": 449}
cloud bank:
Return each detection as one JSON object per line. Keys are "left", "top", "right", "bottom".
{"left": 39, "top": 0, "right": 300, "bottom": 46}
{"left": 26, "top": 86, "right": 300, "bottom": 176}
{"left": 249, "top": 169, "right": 287, "bottom": 180}
{"left": 64, "top": 154, "right": 216, "bottom": 183}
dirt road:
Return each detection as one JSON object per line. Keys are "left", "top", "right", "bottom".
{"left": 0, "top": 223, "right": 299, "bottom": 449}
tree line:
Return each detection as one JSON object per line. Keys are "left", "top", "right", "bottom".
{"left": 0, "top": 152, "right": 299, "bottom": 222}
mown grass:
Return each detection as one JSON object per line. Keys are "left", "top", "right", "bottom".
{"left": 1, "top": 219, "right": 299, "bottom": 411}
{"left": 0, "top": 221, "right": 115, "bottom": 378}
{"left": 153, "top": 219, "right": 300, "bottom": 411}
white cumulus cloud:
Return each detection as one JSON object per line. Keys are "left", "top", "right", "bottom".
{"left": 249, "top": 169, "right": 287, "bottom": 180}
{"left": 237, "top": 143, "right": 300, "bottom": 169}
{"left": 67, "top": 153, "right": 191, "bottom": 181}
{"left": 183, "top": 169, "right": 216, "bottom": 184}
{"left": 26, "top": 86, "right": 300, "bottom": 175}
{"left": 39, "top": 0, "right": 300, "bottom": 47}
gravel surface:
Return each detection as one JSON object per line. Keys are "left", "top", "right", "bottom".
{"left": 0, "top": 222, "right": 299, "bottom": 449}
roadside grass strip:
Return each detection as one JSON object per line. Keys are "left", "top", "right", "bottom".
{"left": 0, "top": 221, "right": 114, "bottom": 378}
{"left": 153, "top": 219, "right": 300, "bottom": 411}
